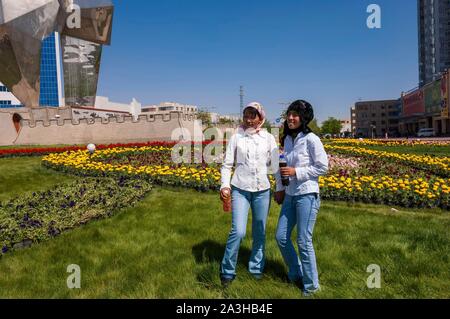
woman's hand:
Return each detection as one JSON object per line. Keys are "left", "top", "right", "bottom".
{"left": 220, "top": 188, "right": 231, "bottom": 201}
{"left": 274, "top": 191, "right": 285, "bottom": 205}
{"left": 280, "top": 167, "right": 296, "bottom": 177}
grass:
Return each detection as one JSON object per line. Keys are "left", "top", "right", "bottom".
{"left": 0, "top": 157, "right": 449, "bottom": 298}
{"left": 0, "top": 157, "right": 79, "bottom": 202}
{"left": 0, "top": 144, "right": 80, "bottom": 150}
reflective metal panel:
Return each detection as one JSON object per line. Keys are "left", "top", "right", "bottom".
{"left": 62, "top": 6, "right": 113, "bottom": 45}
{"left": 0, "top": 0, "right": 57, "bottom": 24}
{"left": 0, "top": 26, "right": 26, "bottom": 104}
{"left": 62, "top": 35, "right": 102, "bottom": 107}
{"left": 0, "top": 0, "right": 114, "bottom": 108}
{"left": 3, "top": 1, "right": 60, "bottom": 107}
{"left": 74, "top": 0, "right": 113, "bottom": 9}
{"left": 4, "top": 0, "right": 59, "bottom": 39}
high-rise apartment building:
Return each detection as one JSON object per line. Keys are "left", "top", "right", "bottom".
{"left": 418, "top": 0, "right": 450, "bottom": 86}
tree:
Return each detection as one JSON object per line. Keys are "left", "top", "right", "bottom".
{"left": 196, "top": 111, "right": 211, "bottom": 127}
{"left": 219, "top": 118, "right": 233, "bottom": 125}
{"left": 308, "top": 119, "right": 321, "bottom": 135}
{"left": 262, "top": 121, "right": 273, "bottom": 131}
{"left": 321, "top": 117, "right": 342, "bottom": 135}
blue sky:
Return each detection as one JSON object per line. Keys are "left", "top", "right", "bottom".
{"left": 97, "top": 0, "right": 419, "bottom": 124}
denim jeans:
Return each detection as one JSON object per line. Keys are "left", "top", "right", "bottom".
{"left": 220, "top": 186, "right": 271, "bottom": 279}
{"left": 275, "top": 193, "right": 321, "bottom": 293}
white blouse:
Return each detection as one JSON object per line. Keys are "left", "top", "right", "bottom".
{"left": 275, "top": 132, "right": 329, "bottom": 196}
{"left": 221, "top": 128, "right": 279, "bottom": 192}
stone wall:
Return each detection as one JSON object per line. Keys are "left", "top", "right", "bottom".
{"left": 0, "top": 108, "right": 202, "bottom": 146}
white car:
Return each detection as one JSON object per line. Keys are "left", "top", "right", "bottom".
{"left": 417, "top": 128, "right": 435, "bottom": 138}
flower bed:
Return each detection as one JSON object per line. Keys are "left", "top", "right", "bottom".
{"left": 328, "top": 138, "right": 450, "bottom": 147}
{"left": 0, "top": 141, "right": 216, "bottom": 158}
{"left": 43, "top": 147, "right": 224, "bottom": 192}
{"left": 319, "top": 175, "right": 449, "bottom": 210}
{"left": 0, "top": 177, "right": 152, "bottom": 255}
{"left": 325, "top": 145, "right": 450, "bottom": 177}
{"left": 42, "top": 145, "right": 449, "bottom": 209}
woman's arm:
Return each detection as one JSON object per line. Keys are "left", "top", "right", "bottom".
{"left": 268, "top": 135, "right": 285, "bottom": 192}
{"left": 295, "top": 135, "right": 329, "bottom": 182}
{"left": 220, "top": 134, "right": 237, "bottom": 190}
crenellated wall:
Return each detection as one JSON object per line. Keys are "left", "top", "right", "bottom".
{"left": 0, "top": 108, "right": 203, "bottom": 146}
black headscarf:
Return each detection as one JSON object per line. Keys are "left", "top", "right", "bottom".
{"left": 281, "top": 100, "right": 314, "bottom": 147}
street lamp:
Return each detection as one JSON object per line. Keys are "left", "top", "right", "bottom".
{"left": 87, "top": 143, "right": 96, "bottom": 156}
{"left": 370, "top": 125, "right": 376, "bottom": 139}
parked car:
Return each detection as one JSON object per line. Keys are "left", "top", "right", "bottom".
{"left": 417, "top": 128, "right": 435, "bottom": 138}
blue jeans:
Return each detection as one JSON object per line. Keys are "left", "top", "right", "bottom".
{"left": 275, "top": 193, "right": 321, "bottom": 292}
{"left": 220, "top": 186, "right": 271, "bottom": 279}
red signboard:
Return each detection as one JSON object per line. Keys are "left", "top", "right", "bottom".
{"left": 402, "top": 89, "right": 425, "bottom": 116}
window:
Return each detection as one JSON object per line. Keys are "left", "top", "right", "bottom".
{"left": 39, "top": 33, "right": 60, "bottom": 107}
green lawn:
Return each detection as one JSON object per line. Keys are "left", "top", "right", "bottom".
{"left": 0, "top": 157, "right": 449, "bottom": 298}
{"left": 0, "top": 157, "right": 80, "bottom": 202}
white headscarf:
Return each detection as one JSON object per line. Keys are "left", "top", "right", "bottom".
{"left": 240, "top": 102, "right": 266, "bottom": 135}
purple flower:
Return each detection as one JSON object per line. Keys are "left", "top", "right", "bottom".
{"left": 1, "top": 246, "right": 8, "bottom": 254}
{"left": 48, "top": 227, "right": 60, "bottom": 237}
{"left": 30, "top": 220, "right": 43, "bottom": 228}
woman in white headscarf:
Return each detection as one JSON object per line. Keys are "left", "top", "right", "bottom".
{"left": 219, "top": 102, "right": 279, "bottom": 287}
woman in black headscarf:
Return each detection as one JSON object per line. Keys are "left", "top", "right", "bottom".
{"left": 274, "top": 100, "right": 329, "bottom": 296}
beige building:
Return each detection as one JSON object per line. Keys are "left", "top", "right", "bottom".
{"left": 340, "top": 119, "right": 352, "bottom": 137}
{"left": 141, "top": 102, "right": 198, "bottom": 115}
{"left": 208, "top": 113, "right": 241, "bottom": 124}
{"left": 351, "top": 99, "right": 401, "bottom": 138}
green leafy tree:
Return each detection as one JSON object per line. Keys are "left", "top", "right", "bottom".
{"left": 219, "top": 118, "right": 233, "bottom": 125}
{"left": 309, "top": 119, "right": 321, "bottom": 135}
{"left": 262, "top": 121, "right": 273, "bottom": 130}
{"left": 196, "top": 111, "right": 212, "bottom": 127}
{"left": 321, "top": 117, "right": 342, "bottom": 135}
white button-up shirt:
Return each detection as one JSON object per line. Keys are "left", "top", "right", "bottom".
{"left": 221, "top": 128, "right": 279, "bottom": 192}
{"left": 276, "top": 132, "right": 328, "bottom": 196}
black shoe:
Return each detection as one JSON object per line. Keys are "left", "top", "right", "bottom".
{"left": 220, "top": 277, "right": 234, "bottom": 288}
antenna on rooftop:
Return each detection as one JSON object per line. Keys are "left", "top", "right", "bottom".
{"left": 240, "top": 85, "right": 244, "bottom": 115}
